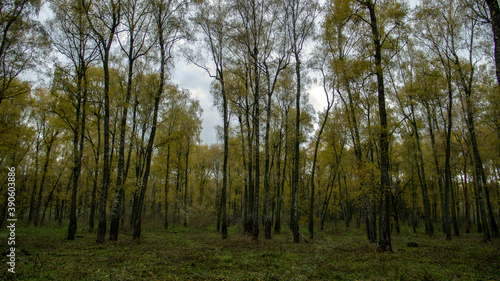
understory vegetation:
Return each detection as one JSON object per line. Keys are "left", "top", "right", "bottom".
{"left": 1, "top": 219, "right": 499, "bottom": 280}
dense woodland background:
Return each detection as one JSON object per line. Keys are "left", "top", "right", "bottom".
{"left": 1, "top": 0, "right": 500, "bottom": 256}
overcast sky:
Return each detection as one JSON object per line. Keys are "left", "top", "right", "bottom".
{"left": 32, "top": 3, "right": 328, "bottom": 145}
{"left": 32, "top": 0, "right": 418, "bottom": 145}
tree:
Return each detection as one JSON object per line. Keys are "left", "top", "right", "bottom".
{"left": 50, "top": 0, "right": 99, "bottom": 240}
{"left": 110, "top": 0, "right": 153, "bottom": 242}
{"left": 131, "top": 0, "right": 188, "bottom": 239}
{"left": 0, "top": 0, "right": 49, "bottom": 106}
{"left": 285, "top": 0, "right": 320, "bottom": 243}
{"left": 192, "top": 0, "right": 231, "bottom": 239}
{"left": 308, "top": 54, "right": 335, "bottom": 239}
{"left": 484, "top": 0, "right": 500, "bottom": 90}
{"left": 261, "top": 0, "right": 289, "bottom": 240}
{"left": 32, "top": 99, "right": 59, "bottom": 226}
{"left": 85, "top": 0, "right": 122, "bottom": 244}
{"left": 390, "top": 40, "right": 435, "bottom": 236}
{"left": 355, "top": 0, "right": 406, "bottom": 251}
{"left": 451, "top": 1, "right": 499, "bottom": 239}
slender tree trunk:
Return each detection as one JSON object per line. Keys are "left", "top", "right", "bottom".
{"left": 94, "top": 3, "right": 120, "bottom": 242}
{"left": 253, "top": 51, "right": 261, "bottom": 240}
{"left": 133, "top": 93, "right": 160, "bottom": 239}
{"left": 366, "top": 0, "right": 391, "bottom": 252}
{"left": 309, "top": 108, "right": 331, "bottom": 239}
{"left": 264, "top": 90, "right": 272, "bottom": 239}
{"left": 41, "top": 167, "right": 65, "bottom": 225}
{"left": 132, "top": 18, "right": 165, "bottom": 236}
{"left": 486, "top": 0, "right": 500, "bottom": 90}
{"left": 239, "top": 114, "right": 249, "bottom": 233}
{"left": 184, "top": 138, "right": 190, "bottom": 227}
{"left": 462, "top": 167, "right": 471, "bottom": 233}
{"left": 442, "top": 81, "right": 454, "bottom": 240}
{"left": 221, "top": 82, "right": 228, "bottom": 239}
{"left": 34, "top": 137, "right": 55, "bottom": 227}
{"left": 425, "top": 102, "right": 447, "bottom": 235}
{"left": 97, "top": 54, "right": 111, "bottom": 243}
{"left": 89, "top": 114, "right": 101, "bottom": 232}
{"left": 411, "top": 102, "right": 434, "bottom": 236}
{"left": 69, "top": 70, "right": 87, "bottom": 240}
{"left": 164, "top": 145, "right": 171, "bottom": 229}
{"left": 246, "top": 95, "right": 254, "bottom": 235}
{"left": 291, "top": 52, "right": 301, "bottom": 243}
{"left": 29, "top": 138, "right": 40, "bottom": 223}
{"left": 450, "top": 178, "right": 459, "bottom": 236}
{"left": 110, "top": 54, "right": 135, "bottom": 241}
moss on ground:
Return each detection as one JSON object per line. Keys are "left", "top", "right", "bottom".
{"left": 0, "top": 220, "right": 499, "bottom": 280}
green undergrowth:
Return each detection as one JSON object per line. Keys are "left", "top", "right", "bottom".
{"left": 1, "top": 220, "right": 499, "bottom": 280}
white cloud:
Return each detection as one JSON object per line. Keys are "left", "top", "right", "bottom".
{"left": 172, "top": 56, "right": 220, "bottom": 144}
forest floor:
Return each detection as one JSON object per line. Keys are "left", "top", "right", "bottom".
{"left": 1, "top": 219, "right": 499, "bottom": 280}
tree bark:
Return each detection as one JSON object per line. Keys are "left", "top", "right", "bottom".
{"left": 110, "top": 55, "right": 134, "bottom": 241}
{"left": 69, "top": 67, "right": 87, "bottom": 240}
{"left": 410, "top": 102, "right": 434, "bottom": 236}
{"left": 309, "top": 108, "right": 331, "bottom": 239}
{"left": 365, "top": 0, "right": 392, "bottom": 252}
{"left": 164, "top": 144, "right": 171, "bottom": 229}
{"left": 486, "top": 0, "right": 500, "bottom": 90}
{"left": 89, "top": 112, "right": 101, "bottom": 232}
{"left": 35, "top": 134, "right": 56, "bottom": 227}
{"left": 184, "top": 138, "right": 190, "bottom": 227}
{"left": 94, "top": 4, "right": 120, "bottom": 243}
{"left": 291, "top": 50, "right": 301, "bottom": 243}
{"left": 133, "top": 93, "right": 160, "bottom": 239}
{"left": 221, "top": 80, "right": 228, "bottom": 239}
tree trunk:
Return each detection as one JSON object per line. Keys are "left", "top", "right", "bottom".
{"left": 41, "top": 167, "right": 65, "bottom": 225}
{"left": 411, "top": 102, "right": 434, "bottom": 236}
{"left": 164, "top": 145, "right": 171, "bottom": 229}
{"left": 450, "top": 179, "right": 459, "bottom": 236}
{"left": 264, "top": 88, "right": 272, "bottom": 240}
{"left": 252, "top": 46, "right": 261, "bottom": 240}
{"left": 184, "top": 138, "right": 190, "bottom": 228}
{"left": 69, "top": 69, "right": 87, "bottom": 240}
{"left": 443, "top": 81, "right": 453, "bottom": 240}
{"left": 34, "top": 136, "right": 55, "bottom": 227}
{"left": 221, "top": 81, "right": 228, "bottom": 239}
{"left": 309, "top": 108, "right": 331, "bottom": 239}
{"left": 486, "top": 0, "right": 500, "bottom": 90}
{"left": 246, "top": 94, "right": 254, "bottom": 235}
{"left": 89, "top": 114, "right": 101, "bottom": 232}
{"left": 29, "top": 137, "right": 40, "bottom": 222}
{"left": 275, "top": 108, "right": 288, "bottom": 234}
{"left": 291, "top": 51, "right": 301, "bottom": 243}
{"left": 133, "top": 93, "right": 160, "bottom": 239}
{"left": 97, "top": 41, "right": 115, "bottom": 243}
{"left": 110, "top": 53, "right": 135, "bottom": 241}
{"left": 366, "top": 0, "right": 391, "bottom": 252}
{"left": 462, "top": 165, "right": 471, "bottom": 233}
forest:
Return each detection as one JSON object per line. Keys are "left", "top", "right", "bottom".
{"left": 1, "top": 0, "right": 500, "bottom": 279}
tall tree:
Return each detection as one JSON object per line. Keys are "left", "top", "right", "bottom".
{"left": 452, "top": 2, "right": 498, "bottom": 239}
{"left": 356, "top": 0, "right": 406, "bottom": 251}
{"left": 131, "top": 0, "right": 188, "bottom": 239}
{"left": 109, "top": 0, "right": 153, "bottom": 241}
{"left": 261, "top": 0, "right": 289, "bottom": 240}
{"left": 85, "top": 0, "right": 122, "bottom": 244}
{"left": 285, "top": 0, "right": 320, "bottom": 243}
{"left": 50, "top": 0, "right": 98, "bottom": 241}
{"left": 484, "top": 0, "right": 500, "bottom": 90}
{"left": 0, "top": 0, "right": 48, "bottom": 106}
{"left": 192, "top": 0, "right": 231, "bottom": 239}
{"left": 308, "top": 55, "right": 335, "bottom": 239}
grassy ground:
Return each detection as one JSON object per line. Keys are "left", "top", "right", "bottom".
{"left": 1, "top": 219, "right": 499, "bottom": 280}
